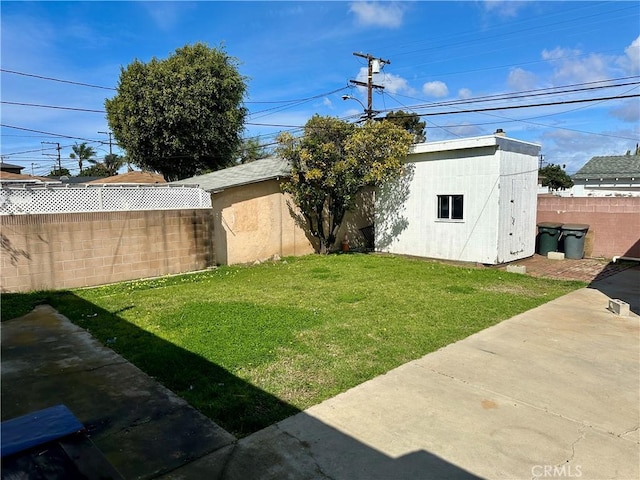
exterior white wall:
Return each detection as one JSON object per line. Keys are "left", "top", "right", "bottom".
{"left": 496, "top": 149, "right": 538, "bottom": 263}
{"left": 376, "top": 135, "right": 539, "bottom": 265}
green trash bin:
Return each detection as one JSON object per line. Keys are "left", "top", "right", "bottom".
{"left": 561, "top": 224, "right": 589, "bottom": 259}
{"left": 537, "top": 222, "right": 563, "bottom": 255}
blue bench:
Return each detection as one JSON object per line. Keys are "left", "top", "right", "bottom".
{"left": 1, "top": 404, "right": 84, "bottom": 458}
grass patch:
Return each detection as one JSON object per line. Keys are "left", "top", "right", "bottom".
{"left": 1, "top": 254, "right": 585, "bottom": 436}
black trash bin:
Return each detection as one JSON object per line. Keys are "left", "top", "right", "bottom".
{"left": 537, "top": 222, "right": 563, "bottom": 256}
{"left": 561, "top": 224, "right": 589, "bottom": 259}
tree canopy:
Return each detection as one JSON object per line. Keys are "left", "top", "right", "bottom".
{"left": 78, "top": 163, "right": 110, "bottom": 177}
{"left": 539, "top": 164, "right": 573, "bottom": 190}
{"left": 238, "top": 137, "right": 270, "bottom": 164}
{"left": 384, "top": 110, "right": 426, "bottom": 143}
{"left": 105, "top": 43, "right": 247, "bottom": 181}
{"left": 49, "top": 167, "right": 71, "bottom": 177}
{"left": 277, "top": 115, "right": 413, "bottom": 253}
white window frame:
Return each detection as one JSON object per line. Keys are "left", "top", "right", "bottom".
{"left": 437, "top": 194, "right": 464, "bottom": 221}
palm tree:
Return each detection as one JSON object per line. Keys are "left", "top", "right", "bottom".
{"left": 103, "top": 154, "right": 125, "bottom": 176}
{"left": 69, "top": 143, "right": 96, "bottom": 174}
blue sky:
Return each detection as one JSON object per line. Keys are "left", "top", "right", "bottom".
{"left": 1, "top": 1, "right": 639, "bottom": 177}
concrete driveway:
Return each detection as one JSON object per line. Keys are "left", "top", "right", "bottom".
{"left": 2, "top": 267, "right": 638, "bottom": 479}
{"left": 191, "top": 267, "right": 639, "bottom": 480}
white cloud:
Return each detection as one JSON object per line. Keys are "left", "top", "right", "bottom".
{"left": 349, "top": 2, "right": 406, "bottom": 28}
{"left": 422, "top": 81, "right": 448, "bottom": 98}
{"left": 140, "top": 2, "right": 195, "bottom": 31}
{"left": 482, "top": 0, "right": 529, "bottom": 18}
{"left": 541, "top": 47, "right": 610, "bottom": 83}
{"left": 610, "top": 99, "right": 640, "bottom": 123}
{"left": 354, "top": 67, "right": 413, "bottom": 95}
{"left": 458, "top": 88, "right": 472, "bottom": 99}
{"left": 380, "top": 72, "right": 412, "bottom": 94}
{"left": 617, "top": 36, "right": 640, "bottom": 74}
{"left": 322, "top": 97, "right": 334, "bottom": 109}
{"left": 507, "top": 67, "right": 537, "bottom": 91}
{"left": 539, "top": 129, "right": 635, "bottom": 174}
{"left": 447, "top": 123, "right": 484, "bottom": 137}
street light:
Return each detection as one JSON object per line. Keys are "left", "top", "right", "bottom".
{"left": 341, "top": 94, "right": 375, "bottom": 120}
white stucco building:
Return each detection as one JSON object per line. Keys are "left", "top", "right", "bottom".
{"left": 375, "top": 133, "right": 540, "bottom": 265}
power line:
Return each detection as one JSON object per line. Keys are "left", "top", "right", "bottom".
{"left": 401, "top": 93, "right": 640, "bottom": 118}
{"left": 0, "top": 124, "right": 101, "bottom": 151}
{"left": 1, "top": 101, "right": 105, "bottom": 113}
{"left": 0, "top": 68, "right": 116, "bottom": 90}
{"left": 388, "top": 76, "right": 640, "bottom": 111}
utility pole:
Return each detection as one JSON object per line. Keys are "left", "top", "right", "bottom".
{"left": 349, "top": 52, "right": 390, "bottom": 120}
{"left": 98, "top": 131, "right": 113, "bottom": 155}
{"left": 42, "top": 141, "right": 62, "bottom": 174}
{"left": 538, "top": 154, "right": 546, "bottom": 170}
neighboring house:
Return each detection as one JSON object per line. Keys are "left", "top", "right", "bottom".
{"left": 173, "top": 158, "right": 315, "bottom": 265}
{"left": 570, "top": 155, "right": 640, "bottom": 197}
{"left": 57, "top": 176, "right": 108, "bottom": 184}
{"left": 0, "top": 171, "right": 61, "bottom": 185}
{"left": 0, "top": 162, "right": 25, "bottom": 174}
{"left": 376, "top": 133, "right": 540, "bottom": 265}
{"left": 86, "top": 171, "right": 166, "bottom": 184}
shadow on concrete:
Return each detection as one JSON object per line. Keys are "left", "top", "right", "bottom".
{"left": 624, "top": 238, "right": 640, "bottom": 258}
{"left": 213, "top": 412, "right": 483, "bottom": 480}
{"left": 1, "top": 293, "right": 483, "bottom": 479}
{"left": 587, "top": 264, "right": 640, "bottom": 315}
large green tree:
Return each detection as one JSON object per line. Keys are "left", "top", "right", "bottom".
{"left": 105, "top": 43, "right": 247, "bottom": 181}
{"left": 539, "top": 164, "right": 573, "bottom": 190}
{"left": 69, "top": 143, "right": 96, "bottom": 174}
{"left": 384, "top": 110, "right": 426, "bottom": 143}
{"left": 277, "top": 115, "right": 413, "bottom": 253}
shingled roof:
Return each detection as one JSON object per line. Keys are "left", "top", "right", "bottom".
{"left": 573, "top": 155, "right": 640, "bottom": 180}
{"left": 0, "top": 171, "right": 60, "bottom": 183}
{"left": 172, "top": 157, "right": 291, "bottom": 192}
{"left": 86, "top": 171, "right": 166, "bottom": 184}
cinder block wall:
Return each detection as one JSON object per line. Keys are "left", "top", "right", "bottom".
{"left": 0, "top": 210, "right": 215, "bottom": 292}
{"left": 537, "top": 196, "right": 640, "bottom": 259}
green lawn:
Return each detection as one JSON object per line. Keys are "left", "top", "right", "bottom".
{"left": 1, "top": 254, "right": 585, "bottom": 436}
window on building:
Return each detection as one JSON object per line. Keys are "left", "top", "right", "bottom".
{"left": 437, "top": 195, "right": 464, "bottom": 220}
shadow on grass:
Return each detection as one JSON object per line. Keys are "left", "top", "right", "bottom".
{"left": 1, "top": 291, "right": 300, "bottom": 437}
{"left": 2, "top": 291, "right": 485, "bottom": 479}
{"left": 2, "top": 292, "right": 479, "bottom": 480}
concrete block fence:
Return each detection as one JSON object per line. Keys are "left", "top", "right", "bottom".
{"left": 536, "top": 196, "right": 640, "bottom": 259}
{"left": 1, "top": 209, "right": 215, "bottom": 293}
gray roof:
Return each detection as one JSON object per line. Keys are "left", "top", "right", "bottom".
{"left": 172, "top": 157, "right": 291, "bottom": 192}
{"left": 0, "top": 162, "right": 24, "bottom": 172}
{"left": 573, "top": 155, "right": 640, "bottom": 180}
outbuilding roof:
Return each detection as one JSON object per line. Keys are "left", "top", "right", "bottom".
{"left": 573, "top": 155, "right": 640, "bottom": 180}
{"left": 172, "top": 157, "right": 291, "bottom": 192}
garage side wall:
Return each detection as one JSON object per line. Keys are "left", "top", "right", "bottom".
{"left": 212, "top": 180, "right": 314, "bottom": 265}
